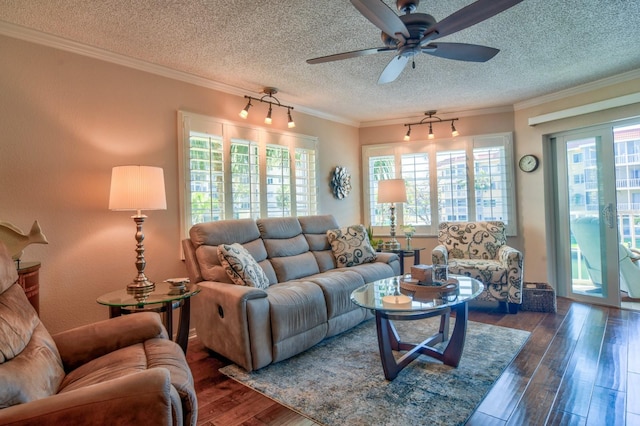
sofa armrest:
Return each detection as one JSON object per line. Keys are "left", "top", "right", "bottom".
{"left": 52, "top": 312, "right": 167, "bottom": 372}
{"left": 432, "top": 245, "right": 448, "bottom": 265}
{"left": 0, "top": 368, "right": 176, "bottom": 426}
{"left": 374, "top": 251, "right": 398, "bottom": 264}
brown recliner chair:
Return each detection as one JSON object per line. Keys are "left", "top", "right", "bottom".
{"left": 0, "top": 243, "right": 197, "bottom": 425}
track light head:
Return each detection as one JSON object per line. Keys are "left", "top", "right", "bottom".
{"left": 264, "top": 104, "right": 273, "bottom": 125}
{"left": 404, "top": 126, "right": 411, "bottom": 141}
{"left": 428, "top": 123, "right": 434, "bottom": 139}
{"left": 287, "top": 108, "right": 295, "bottom": 128}
{"left": 239, "top": 99, "right": 252, "bottom": 119}
{"left": 451, "top": 121, "right": 459, "bottom": 137}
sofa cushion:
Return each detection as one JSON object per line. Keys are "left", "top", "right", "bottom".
{"left": 59, "top": 338, "right": 196, "bottom": 421}
{"left": 327, "top": 224, "right": 377, "bottom": 267}
{"left": 218, "top": 243, "right": 270, "bottom": 290}
{"left": 0, "top": 285, "right": 64, "bottom": 407}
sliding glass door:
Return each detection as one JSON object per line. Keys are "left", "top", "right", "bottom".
{"left": 552, "top": 120, "right": 640, "bottom": 306}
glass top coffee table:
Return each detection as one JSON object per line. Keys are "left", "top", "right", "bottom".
{"left": 351, "top": 275, "right": 483, "bottom": 380}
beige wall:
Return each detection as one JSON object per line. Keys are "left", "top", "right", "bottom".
{"left": 2, "top": 34, "right": 639, "bottom": 333}
{"left": 0, "top": 35, "right": 360, "bottom": 333}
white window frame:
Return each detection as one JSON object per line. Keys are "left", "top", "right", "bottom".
{"left": 178, "top": 111, "right": 319, "bottom": 240}
{"left": 362, "top": 132, "right": 517, "bottom": 236}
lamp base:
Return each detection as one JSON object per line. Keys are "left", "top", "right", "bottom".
{"left": 127, "top": 280, "right": 155, "bottom": 292}
{"left": 385, "top": 239, "right": 401, "bottom": 250}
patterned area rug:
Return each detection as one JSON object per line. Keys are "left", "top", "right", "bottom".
{"left": 220, "top": 317, "right": 530, "bottom": 425}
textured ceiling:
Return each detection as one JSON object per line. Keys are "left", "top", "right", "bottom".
{"left": 1, "top": 0, "right": 640, "bottom": 125}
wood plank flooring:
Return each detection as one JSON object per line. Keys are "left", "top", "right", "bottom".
{"left": 186, "top": 298, "right": 640, "bottom": 425}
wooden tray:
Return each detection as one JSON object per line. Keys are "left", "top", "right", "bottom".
{"left": 400, "top": 278, "right": 459, "bottom": 302}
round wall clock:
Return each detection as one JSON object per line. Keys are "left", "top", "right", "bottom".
{"left": 518, "top": 154, "right": 539, "bottom": 172}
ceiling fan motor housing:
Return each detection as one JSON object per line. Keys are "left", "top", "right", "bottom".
{"left": 381, "top": 13, "right": 436, "bottom": 51}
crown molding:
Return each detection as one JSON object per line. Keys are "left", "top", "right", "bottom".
{"left": 0, "top": 21, "right": 358, "bottom": 127}
{"left": 514, "top": 69, "right": 640, "bottom": 111}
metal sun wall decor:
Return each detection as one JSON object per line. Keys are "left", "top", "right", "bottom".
{"left": 331, "top": 166, "right": 352, "bottom": 200}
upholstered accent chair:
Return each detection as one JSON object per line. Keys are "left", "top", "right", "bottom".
{"left": 0, "top": 243, "right": 197, "bottom": 425}
{"left": 432, "top": 221, "right": 524, "bottom": 313}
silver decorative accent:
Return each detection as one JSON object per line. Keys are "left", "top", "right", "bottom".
{"left": 331, "top": 166, "right": 352, "bottom": 199}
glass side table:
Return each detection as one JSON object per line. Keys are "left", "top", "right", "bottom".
{"left": 97, "top": 282, "right": 200, "bottom": 354}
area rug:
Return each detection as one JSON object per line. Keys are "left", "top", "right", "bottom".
{"left": 220, "top": 317, "right": 530, "bottom": 425}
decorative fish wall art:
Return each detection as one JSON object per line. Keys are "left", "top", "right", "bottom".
{"left": 0, "top": 220, "right": 49, "bottom": 260}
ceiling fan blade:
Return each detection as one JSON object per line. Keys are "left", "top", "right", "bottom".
{"left": 430, "top": 0, "right": 524, "bottom": 40}
{"left": 378, "top": 55, "right": 409, "bottom": 84}
{"left": 307, "top": 47, "right": 393, "bottom": 64}
{"left": 351, "top": 0, "right": 410, "bottom": 39}
{"left": 422, "top": 42, "right": 499, "bottom": 62}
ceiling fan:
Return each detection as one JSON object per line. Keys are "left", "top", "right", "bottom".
{"left": 307, "top": 0, "right": 524, "bottom": 84}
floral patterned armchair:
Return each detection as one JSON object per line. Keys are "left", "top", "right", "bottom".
{"left": 432, "top": 221, "right": 524, "bottom": 313}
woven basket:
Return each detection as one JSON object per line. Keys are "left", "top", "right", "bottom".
{"left": 521, "top": 282, "right": 557, "bottom": 313}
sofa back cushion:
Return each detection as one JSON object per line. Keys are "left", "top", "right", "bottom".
{"left": 438, "top": 221, "right": 506, "bottom": 260}
{"left": 257, "top": 217, "right": 320, "bottom": 282}
{"left": 299, "top": 215, "right": 339, "bottom": 272}
{"left": 190, "top": 219, "right": 275, "bottom": 283}
{"left": 0, "top": 284, "right": 65, "bottom": 407}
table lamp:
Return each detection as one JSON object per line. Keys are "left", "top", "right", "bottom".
{"left": 377, "top": 179, "right": 407, "bottom": 250}
{"left": 109, "top": 165, "right": 167, "bottom": 293}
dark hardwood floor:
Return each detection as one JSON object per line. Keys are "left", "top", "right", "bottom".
{"left": 186, "top": 298, "right": 640, "bottom": 425}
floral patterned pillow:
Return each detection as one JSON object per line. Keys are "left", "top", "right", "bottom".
{"left": 217, "top": 243, "right": 270, "bottom": 290}
{"left": 326, "top": 224, "right": 377, "bottom": 268}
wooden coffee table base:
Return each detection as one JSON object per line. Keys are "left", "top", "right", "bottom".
{"left": 375, "top": 301, "right": 468, "bottom": 380}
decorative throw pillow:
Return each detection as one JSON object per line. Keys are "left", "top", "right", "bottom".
{"left": 217, "top": 243, "right": 270, "bottom": 290}
{"left": 326, "top": 224, "right": 377, "bottom": 268}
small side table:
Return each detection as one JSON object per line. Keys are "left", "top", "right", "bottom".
{"left": 377, "top": 248, "right": 425, "bottom": 275}
{"left": 17, "top": 261, "right": 41, "bottom": 314}
{"left": 97, "top": 282, "right": 200, "bottom": 354}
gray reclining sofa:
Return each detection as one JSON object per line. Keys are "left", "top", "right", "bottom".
{"left": 182, "top": 215, "right": 400, "bottom": 371}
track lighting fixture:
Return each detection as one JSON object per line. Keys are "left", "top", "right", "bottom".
{"left": 402, "top": 111, "right": 460, "bottom": 141}
{"left": 239, "top": 87, "right": 295, "bottom": 128}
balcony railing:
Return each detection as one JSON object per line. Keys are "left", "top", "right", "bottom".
{"left": 616, "top": 178, "right": 640, "bottom": 188}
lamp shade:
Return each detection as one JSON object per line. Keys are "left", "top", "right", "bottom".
{"left": 377, "top": 179, "right": 407, "bottom": 204}
{"left": 109, "top": 166, "right": 167, "bottom": 211}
